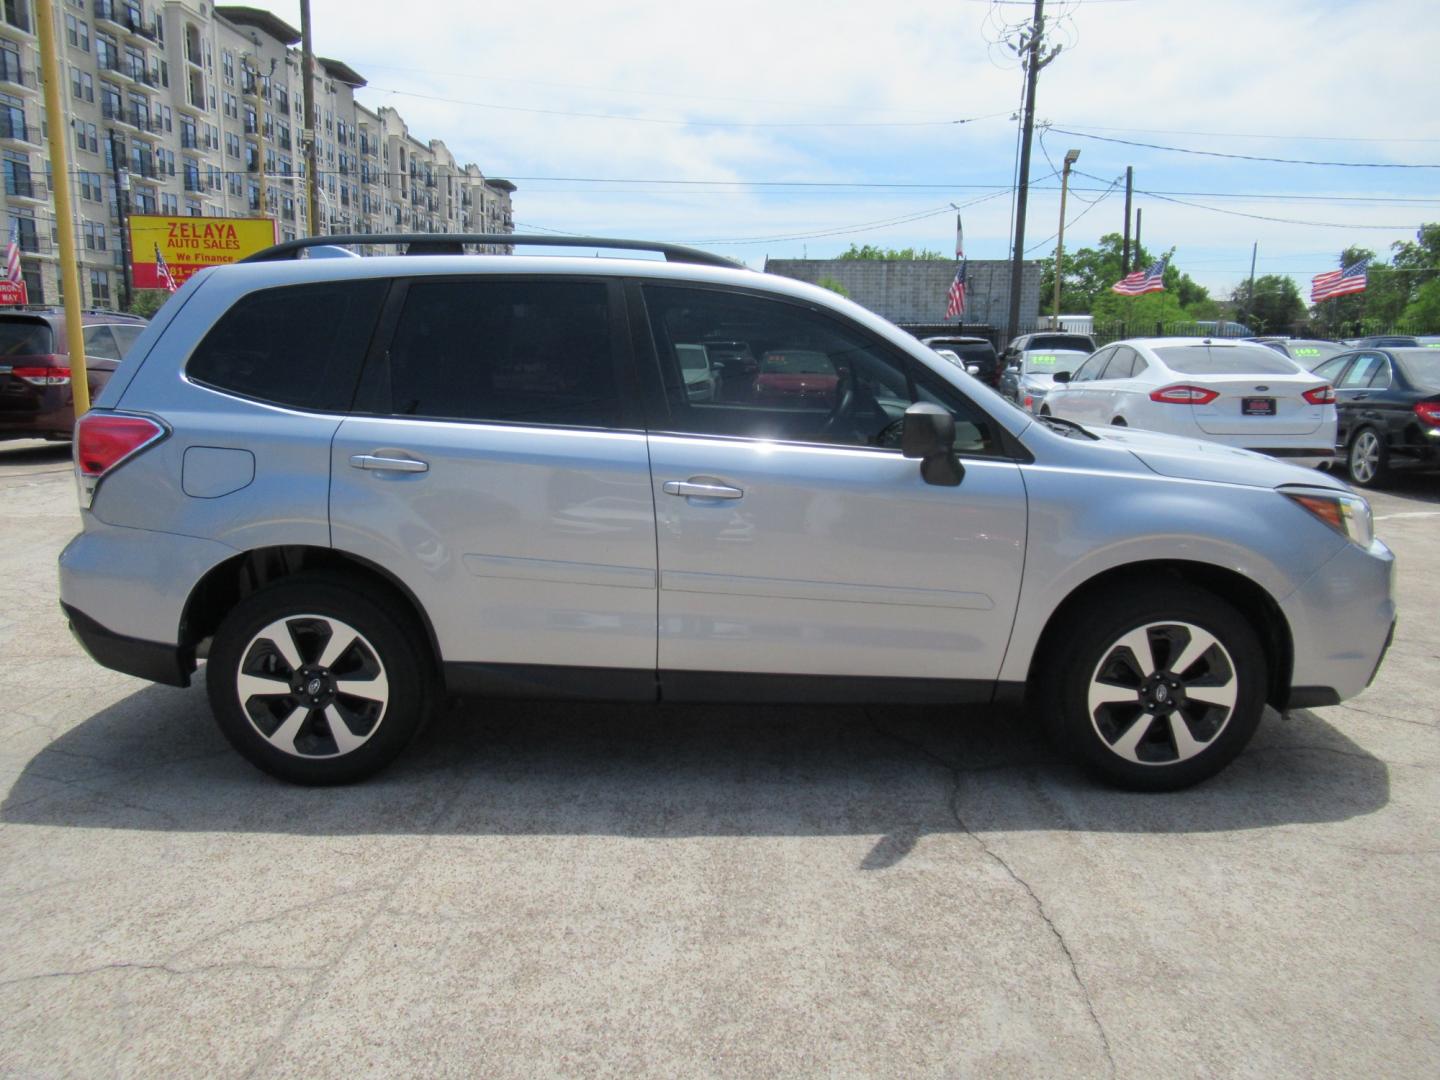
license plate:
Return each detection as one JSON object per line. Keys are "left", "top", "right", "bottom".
{"left": 1242, "top": 397, "right": 1276, "bottom": 416}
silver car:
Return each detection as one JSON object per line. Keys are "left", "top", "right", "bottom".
{"left": 58, "top": 235, "right": 1396, "bottom": 790}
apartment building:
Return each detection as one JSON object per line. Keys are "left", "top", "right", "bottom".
{"left": 0, "top": 0, "right": 515, "bottom": 307}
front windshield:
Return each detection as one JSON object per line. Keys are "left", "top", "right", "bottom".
{"left": 1024, "top": 351, "right": 1086, "bottom": 376}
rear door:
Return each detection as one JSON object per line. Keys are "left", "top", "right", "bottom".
{"left": 329, "top": 276, "right": 659, "bottom": 683}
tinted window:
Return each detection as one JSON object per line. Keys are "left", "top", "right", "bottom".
{"left": 1394, "top": 349, "right": 1440, "bottom": 391}
{"left": 1099, "top": 346, "right": 1138, "bottom": 380}
{"left": 1154, "top": 344, "right": 1300, "bottom": 376}
{"left": 1025, "top": 334, "right": 1095, "bottom": 353}
{"left": 644, "top": 285, "right": 997, "bottom": 454}
{"left": 189, "top": 280, "right": 386, "bottom": 411}
{"left": 82, "top": 325, "right": 120, "bottom": 360}
{"left": 385, "top": 279, "right": 621, "bottom": 428}
{"left": 0, "top": 317, "right": 53, "bottom": 356}
{"left": 1312, "top": 356, "right": 1351, "bottom": 382}
{"left": 1070, "top": 349, "right": 1112, "bottom": 383}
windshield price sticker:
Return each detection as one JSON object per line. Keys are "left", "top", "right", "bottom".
{"left": 1294, "top": 347, "right": 1321, "bottom": 357}
{"left": 1030, "top": 354, "right": 1058, "bottom": 365}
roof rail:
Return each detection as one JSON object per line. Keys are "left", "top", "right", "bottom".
{"left": 239, "top": 233, "right": 747, "bottom": 270}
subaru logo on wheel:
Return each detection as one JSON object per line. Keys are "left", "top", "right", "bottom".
{"left": 307, "top": 677, "right": 323, "bottom": 696}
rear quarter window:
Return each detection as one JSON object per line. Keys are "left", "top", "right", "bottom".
{"left": 187, "top": 280, "right": 387, "bottom": 411}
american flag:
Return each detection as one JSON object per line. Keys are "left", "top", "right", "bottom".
{"left": 1111, "top": 255, "right": 1169, "bottom": 296}
{"left": 155, "top": 243, "right": 177, "bottom": 293}
{"left": 945, "top": 219, "right": 966, "bottom": 319}
{"left": 4, "top": 220, "right": 21, "bottom": 285}
{"left": 1310, "top": 258, "right": 1369, "bottom": 303}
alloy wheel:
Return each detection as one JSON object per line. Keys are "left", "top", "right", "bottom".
{"left": 1086, "top": 621, "right": 1238, "bottom": 766}
{"left": 1350, "top": 431, "right": 1380, "bottom": 484}
{"left": 235, "top": 614, "right": 390, "bottom": 759}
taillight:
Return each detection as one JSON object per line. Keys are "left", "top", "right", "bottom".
{"left": 1149, "top": 384, "right": 1219, "bottom": 405}
{"left": 1023, "top": 394, "right": 1034, "bottom": 409}
{"left": 74, "top": 412, "right": 167, "bottom": 508}
{"left": 1303, "top": 385, "right": 1336, "bottom": 405}
{"left": 12, "top": 365, "right": 71, "bottom": 385}
{"left": 1417, "top": 402, "right": 1440, "bottom": 428}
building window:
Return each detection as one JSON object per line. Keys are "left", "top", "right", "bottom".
{"left": 89, "top": 269, "right": 111, "bottom": 306}
{"left": 4, "top": 0, "right": 32, "bottom": 34}
{"left": 82, "top": 220, "right": 107, "bottom": 251}
{"left": 78, "top": 170, "right": 102, "bottom": 200}
{"left": 71, "top": 66, "right": 94, "bottom": 102}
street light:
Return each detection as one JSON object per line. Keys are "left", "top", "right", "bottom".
{"left": 1052, "top": 148, "right": 1080, "bottom": 330}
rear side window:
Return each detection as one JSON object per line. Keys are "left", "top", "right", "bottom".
{"left": 0, "top": 318, "right": 53, "bottom": 356}
{"left": 383, "top": 279, "right": 621, "bottom": 428}
{"left": 188, "top": 280, "right": 386, "bottom": 411}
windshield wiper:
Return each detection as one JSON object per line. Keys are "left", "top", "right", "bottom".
{"left": 1037, "top": 414, "right": 1098, "bottom": 440}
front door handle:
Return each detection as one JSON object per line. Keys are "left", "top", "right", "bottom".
{"left": 663, "top": 480, "right": 743, "bottom": 500}
{"left": 350, "top": 454, "right": 429, "bottom": 473}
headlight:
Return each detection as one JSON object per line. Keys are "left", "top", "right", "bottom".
{"left": 1285, "top": 490, "right": 1374, "bottom": 548}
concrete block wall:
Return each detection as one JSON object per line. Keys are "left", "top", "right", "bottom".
{"left": 766, "top": 259, "right": 1043, "bottom": 328}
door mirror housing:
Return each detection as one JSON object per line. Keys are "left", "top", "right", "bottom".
{"left": 1052, "top": 370, "right": 1071, "bottom": 384}
{"left": 965, "top": 364, "right": 981, "bottom": 376}
{"left": 901, "top": 402, "right": 964, "bottom": 486}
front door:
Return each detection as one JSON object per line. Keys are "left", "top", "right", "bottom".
{"left": 635, "top": 283, "right": 1027, "bottom": 691}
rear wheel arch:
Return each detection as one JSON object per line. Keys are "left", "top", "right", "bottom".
{"left": 1024, "top": 560, "right": 1293, "bottom": 710}
{"left": 180, "top": 545, "right": 443, "bottom": 686}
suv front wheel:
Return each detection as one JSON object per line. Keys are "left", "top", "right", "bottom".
{"left": 206, "top": 577, "right": 432, "bottom": 784}
{"left": 1036, "top": 587, "right": 1267, "bottom": 791}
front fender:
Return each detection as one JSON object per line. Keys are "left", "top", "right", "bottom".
{"left": 998, "top": 464, "right": 1347, "bottom": 684}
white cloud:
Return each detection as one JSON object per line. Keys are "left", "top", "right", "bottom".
{"left": 248, "top": 0, "right": 1439, "bottom": 290}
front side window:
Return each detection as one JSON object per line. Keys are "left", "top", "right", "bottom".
{"left": 382, "top": 279, "right": 622, "bottom": 429}
{"left": 1069, "top": 348, "right": 1113, "bottom": 383}
{"left": 188, "top": 280, "right": 386, "bottom": 411}
{"left": 643, "top": 284, "right": 996, "bottom": 454}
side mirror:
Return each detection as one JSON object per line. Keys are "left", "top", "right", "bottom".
{"left": 965, "top": 364, "right": 981, "bottom": 376}
{"left": 1052, "top": 370, "right": 1071, "bottom": 384}
{"left": 901, "top": 403, "right": 964, "bottom": 487}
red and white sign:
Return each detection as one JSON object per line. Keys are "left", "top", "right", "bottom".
{"left": 0, "top": 280, "right": 28, "bottom": 306}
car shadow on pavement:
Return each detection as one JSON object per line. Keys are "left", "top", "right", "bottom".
{"left": 1, "top": 676, "right": 1390, "bottom": 857}
{"left": 0, "top": 440, "right": 71, "bottom": 467}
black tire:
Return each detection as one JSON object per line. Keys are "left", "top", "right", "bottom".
{"left": 206, "top": 575, "right": 433, "bottom": 784}
{"left": 1033, "top": 585, "right": 1268, "bottom": 791}
{"left": 1110, "top": 417, "right": 1127, "bottom": 426}
{"left": 1346, "top": 426, "right": 1391, "bottom": 488}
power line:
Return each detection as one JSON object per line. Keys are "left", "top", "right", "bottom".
{"left": 370, "top": 86, "right": 1012, "bottom": 129}
{"left": 1052, "top": 127, "right": 1440, "bottom": 169}
{"left": 685, "top": 189, "right": 1015, "bottom": 245}
{"left": 1025, "top": 172, "right": 1123, "bottom": 254}
{"left": 1051, "top": 122, "right": 1440, "bottom": 145}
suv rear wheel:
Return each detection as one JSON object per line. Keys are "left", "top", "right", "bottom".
{"left": 206, "top": 577, "right": 432, "bottom": 784}
{"left": 1036, "top": 586, "right": 1267, "bottom": 791}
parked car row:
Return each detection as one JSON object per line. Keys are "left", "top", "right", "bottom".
{"left": 990, "top": 332, "right": 1437, "bottom": 487}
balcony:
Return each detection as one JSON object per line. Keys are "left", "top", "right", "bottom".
{"left": 183, "top": 38, "right": 201, "bottom": 68}
{"left": 16, "top": 233, "right": 50, "bottom": 255}
{"left": 183, "top": 175, "right": 202, "bottom": 192}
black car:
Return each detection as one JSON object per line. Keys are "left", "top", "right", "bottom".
{"left": 1311, "top": 348, "right": 1440, "bottom": 487}
{"left": 919, "top": 335, "right": 1001, "bottom": 387}
{"left": 1352, "top": 335, "right": 1419, "bottom": 348}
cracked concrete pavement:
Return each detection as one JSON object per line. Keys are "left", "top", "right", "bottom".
{"left": 1, "top": 437, "right": 1437, "bottom": 1078}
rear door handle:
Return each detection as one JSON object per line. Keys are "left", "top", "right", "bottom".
{"left": 350, "top": 454, "right": 429, "bottom": 473}
{"left": 663, "top": 480, "right": 743, "bottom": 500}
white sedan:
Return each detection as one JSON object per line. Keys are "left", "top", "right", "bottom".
{"left": 1042, "top": 338, "right": 1337, "bottom": 462}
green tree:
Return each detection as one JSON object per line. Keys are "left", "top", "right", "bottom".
{"left": 1402, "top": 276, "right": 1440, "bottom": 329}
{"left": 816, "top": 276, "right": 850, "bottom": 298}
{"left": 836, "top": 243, "right": 945, "bottom": 261}
{"left": 125, "top": 290, "right": 171, "bottom": 318}
{"left": 1233, "top": 274, "right": 1305, "bottom": 334}
{"left": 1039, "top": 233, "right": 1210, "bottom": 316}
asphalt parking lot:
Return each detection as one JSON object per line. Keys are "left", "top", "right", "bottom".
{"left": 1, "top": 437, "right": 1437, "bottom": 1078}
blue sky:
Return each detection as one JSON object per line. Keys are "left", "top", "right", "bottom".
{"left": 252, "top": 0, "right": 1440, "bottom": 299}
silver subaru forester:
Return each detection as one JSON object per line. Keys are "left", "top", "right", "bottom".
{"left": 58, "top": 235, "right": 1396, "bottom": 789}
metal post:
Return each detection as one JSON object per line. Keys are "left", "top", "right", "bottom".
{"left": 35, "top": 0, "right": 89, "bottom": 412}
{"left": 1052, "top": 149, "right": 1078, "bottom": 329}
{"left": 300, "top": 0, "right": 320, "bottom": 235}
{"left": 1006, "top": 0, "right": 1048, "bottom": 347}
{"left": 1246, "top": 240, "right": 1258, "bottom": 329}
{"left": 1121, "top": 166, "right": 1133, "bottom": 275}
{"left": 106, "top": 131, "right": 133, "bottom": 310}
{"left": 1134, "top": 208, "right": 1142, "bottom": 263}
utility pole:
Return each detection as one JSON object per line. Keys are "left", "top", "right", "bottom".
{"left": 35, "top": 0, "right": 88, "bottom": 409}
{"left": 1121, "top": 166, "right": 1133, "bottom": 275}
{"left": 1134, "top": 207, "right": 1142, "bottom": 263}
{"left": 1245, "top": 240, "right": 1258, "bottom": 330}
{"left": 1005, "top": 0, "right": 1060, "bottom": 347}
{"left": 300, "top": 0, "right": 320, "bottom": 236}
{"left": 106, "top": 131, "right": 133, "bottom": 310}
{"left": 1051, "top": 148, "right": 1079, "bottom": 329}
